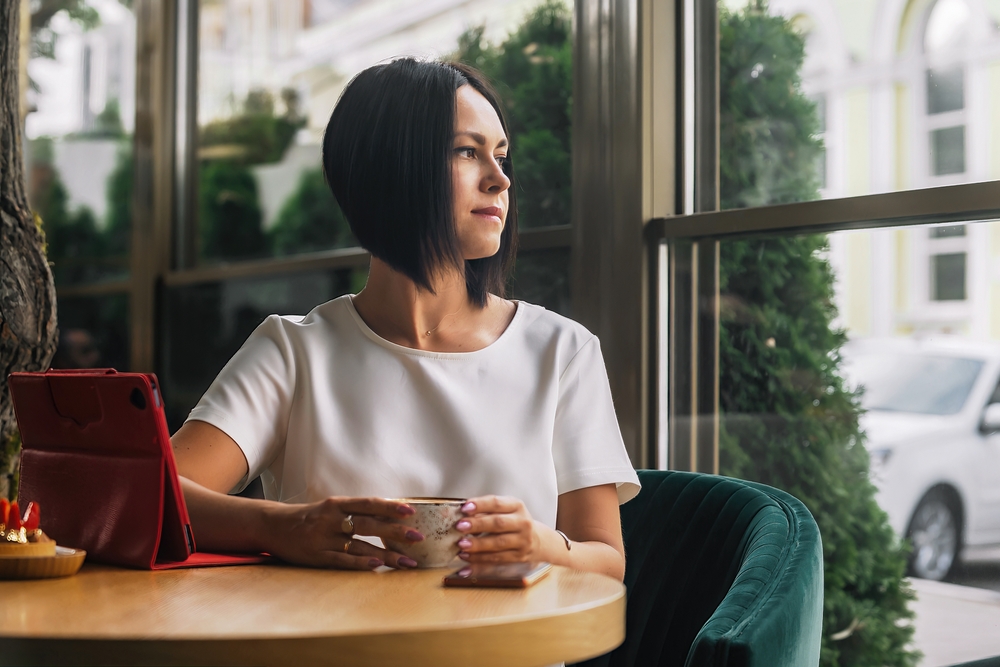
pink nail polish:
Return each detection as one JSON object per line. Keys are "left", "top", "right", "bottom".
{"left": 458, "top": 539, "right": 472, "bottom": 549}
{"left": 456, "top": 520, "right": 472, "bottom": 532}
{"left": 458, "top": 552, "right": 470, "bottom": 561}
{"left": 461, "top": 502, "right": 476, "bottom": 513}
{"left": 368, "top": 558, "right": 384, "bottom": 568}
{"left": 397, "top": 504, "right": 415, "bottom": 516}
{"left": 406, "top": 530, "right": 424, "bottom": 541}
{"left": 399, "top": 557, "right": 418, "bottom": 568}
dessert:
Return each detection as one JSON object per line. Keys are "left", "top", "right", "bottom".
{"left": 0, "top": 499, "right": 56, "bottom": 557}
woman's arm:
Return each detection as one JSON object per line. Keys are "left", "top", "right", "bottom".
{"left": 455, "top": 484, "right": 626, "bottom": 580}
{"left": 172, "top": 420, "right": 423, "bottom": 569}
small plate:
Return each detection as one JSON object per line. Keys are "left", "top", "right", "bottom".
{"left": 0, "top": 546, "right": 86, "bottom": 580}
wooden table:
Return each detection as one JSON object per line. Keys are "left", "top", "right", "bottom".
{"left": 0, "top": 563, "right": 625, "bottom": 667}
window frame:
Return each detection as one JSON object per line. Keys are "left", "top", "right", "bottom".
{"left": 649, "top": 0, "right": 1000, "bottom": 472}
{"left": 124, "top": 0, "right": 1000, "bottom": 472}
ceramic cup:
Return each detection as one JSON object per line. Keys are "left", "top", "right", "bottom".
{"left": 383, "top": 497, "right": 466, "bottom": 568}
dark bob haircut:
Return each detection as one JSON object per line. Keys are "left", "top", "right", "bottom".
{"left": 322, "top": 58, "right": 518, "bottom": 307}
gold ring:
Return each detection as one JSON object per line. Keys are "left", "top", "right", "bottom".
{"left": 343, "top": 539, "right": 353, "bottom": 553}
{"left": 341, "top": 515, "right": 355, "bottom": 534}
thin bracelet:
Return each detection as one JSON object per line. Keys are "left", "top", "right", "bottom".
{"left": 554, "top": 529, "right": 572, "bottom": 551}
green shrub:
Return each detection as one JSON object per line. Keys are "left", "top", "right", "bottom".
{"left": 718, "top": 4, "right": 918, "bottom": 665}
{"left": 268, "top": 168, "right": 355, "bottom": 256}
{"left": 198, "top": 160, "right": 268, "bottom": 261}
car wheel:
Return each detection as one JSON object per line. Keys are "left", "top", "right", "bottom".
{"left": 907, "top": 490, "right": 960, "bottom": 581}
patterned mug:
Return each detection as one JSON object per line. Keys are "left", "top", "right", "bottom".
{"left": 383, "top": 498, "right": 466, "bottom": 568}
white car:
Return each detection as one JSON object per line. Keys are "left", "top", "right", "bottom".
{"left": 842, "top": 337, "right": 1000, "bottom": 581}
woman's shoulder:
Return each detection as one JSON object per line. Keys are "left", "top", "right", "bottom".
{"left": 512, "top": 300, "right": 598, "bottom": 356}
{"left": 248, "top": 296, "right": 354, "bottom": 344}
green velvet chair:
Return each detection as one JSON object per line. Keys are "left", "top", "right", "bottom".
{"left": 573, "top": 470, "right": 823, "bottom": 667}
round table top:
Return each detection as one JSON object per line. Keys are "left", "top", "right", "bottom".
{"left": 0, "top": 563, "right": 626, "bottom": 667}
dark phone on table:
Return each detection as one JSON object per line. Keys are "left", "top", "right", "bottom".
{"left": 442, "top": 562, "right": 553, "bottom": 588}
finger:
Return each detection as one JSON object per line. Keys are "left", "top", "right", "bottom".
{"left": 335, "top": 497, "right": 416, "bottom": 518}
{"left": 462, "top": 495, "right": 522, "bottom": 515}
{"left": 298, "top": 542, "right": 384, "bottom": 570}
{"left": 456, "top": 513, "right": 531, "bottom": 535}
{"left": 337, "top": 538, "right": 418, "bottom": 570}
{"left": 349, "top": 515, "right": 425, "bottom": 544}
{"left": 459, "top": 549, "right": 526, "bottom": 564}
{"left": 314, "top": 550, "right": 386, "bottom": 570}
{"left": 457, "top": 532, "right": 528, "bottom": 554}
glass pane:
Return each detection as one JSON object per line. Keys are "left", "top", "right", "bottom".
{"left": 704, "top": 219, "right": 1000, "bottom": 665}
{"left": 931, "top": 252, "right": 966, "bottom": 300}
{"left": 195, "top": 0, "right": 571, "bottom": 266}
{"left": 161, "top": 268, "right": 366, "bottom": 430}
{"left": 930, "top": 224, "right": 966, "bottom": 238}
{"left": 25, "top": 2, "right": 135, "bottom": 287}
{"left": 926, "top": 66, "right": 964, "bottom": 115}
{"left": 931, "top": 126, "right": 966, "bottom": 176}
{"left": 718, "top": 0, "right": 993, "bottom": 210}
{"left": 924, "top": 0, "right": 972, "bottom": 54}
{"left": 509, "top": 247, "right": 570, "bottom": 316}
{"left": 51, "top": 293, "right": 129, "bottom": 372}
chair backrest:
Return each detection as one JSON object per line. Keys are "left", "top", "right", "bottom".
{"left": 573, "top": 470, "right": 823, "bottom": 667}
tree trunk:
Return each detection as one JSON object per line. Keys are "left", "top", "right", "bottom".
{"left": 0, "top": 0, "right": 58, "bottom": 501}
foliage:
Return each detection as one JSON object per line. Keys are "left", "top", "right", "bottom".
{"left": 200, "top": 88, "right": 305, "bottom": 166}
{"left": 268, "top": 169, "right": 356, "bottom": 256}
{"left": 198, "top": 160, "right": 268, "bottom": 262}
{"left": 104, "top": 142, "right": 132, "bottom": 259}
{"left": 74, "top": 99, "right": 127, "bottom": 139}
{"left": 720, "top": 4, "right": 823, "bottom": 207}
{"left": 718, "top": 3, "right": 918, "bottom": 666}
{"left": 28, "top": 150, "right": 103, "bottom": 285}
{"left": 30, "top": 0, "right": 100, "bottom": 60}
{"left": 198, "top": 88, "right": 310, "bottom": 261}
{"left": 452, "top": 0, "right": 572, "bottom": 228}
{"left": 28, "top": 137, "right": 131, "bottom": 285}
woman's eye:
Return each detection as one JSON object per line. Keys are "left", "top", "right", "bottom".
{"left": 456, "top": 147, "right": 476, "bottom": 158}
{"left": 495, "top": 155, "right": 508, "bottom": 166}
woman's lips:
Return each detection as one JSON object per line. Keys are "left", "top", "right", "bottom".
{"left": 472, "top": 206, "right": 503, "bottom": 218}
{"left": 472, "top": 206, "right": 503, "bottom": 223}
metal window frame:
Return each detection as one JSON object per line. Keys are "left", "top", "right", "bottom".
{"left": 117, "top": 0, "right": 1000, "bottom": 478}
{"left": 649, "top": 181, "right": 1000, "bottom": 241}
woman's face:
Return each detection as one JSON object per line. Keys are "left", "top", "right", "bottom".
{"left": 451, "top": 85, "right": 510, "bottom": 260}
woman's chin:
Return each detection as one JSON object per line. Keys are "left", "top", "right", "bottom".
{"left": 462, "top": 240, "right": 504, "bottom": 261}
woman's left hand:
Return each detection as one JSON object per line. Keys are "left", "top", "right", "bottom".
{"left": 454, "top": 495, "right": 543, "bottom": 563}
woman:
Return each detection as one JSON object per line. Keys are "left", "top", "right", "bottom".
{"left": 171, "top": 59, "right": 639, "bottom": 579}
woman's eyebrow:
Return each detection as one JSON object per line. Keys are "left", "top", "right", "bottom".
{"left": 454, "top": 131, "right": 508, "bottom": 148}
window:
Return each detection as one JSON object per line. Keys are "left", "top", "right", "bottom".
{"left": 923, "top": 0, "right": 972, "bottom": 181}
{"left": 928, "top": 224, "right": 968, "bottom": 302}
{"left": 654, "top": 1, "right": 1000, "bottom": 663}
{"left": 25, "top": 1, "right": 136, "bottom": 370}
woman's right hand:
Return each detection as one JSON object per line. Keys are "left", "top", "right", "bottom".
{"left": 261, "top": 496, "right": 424, "bottom": 570}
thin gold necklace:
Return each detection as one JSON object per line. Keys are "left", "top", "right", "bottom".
{"left": 424, "top": 306, "right": 463, "bottom": 337}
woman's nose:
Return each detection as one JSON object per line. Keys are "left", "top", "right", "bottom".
{"left": 484, "top": 160, "right": 511, "bottom": 193}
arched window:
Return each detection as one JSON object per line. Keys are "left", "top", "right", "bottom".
{"left": 922, "top": 0, "right": 973, "bottom": 303}
{"left": 923, "top": 0, "right": 971, "bottom": 178}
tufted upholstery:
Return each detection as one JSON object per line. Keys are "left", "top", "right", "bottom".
{"left": 573, "top": 470, "right": 823, "bottom": 667}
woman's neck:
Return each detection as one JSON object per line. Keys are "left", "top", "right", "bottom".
{"left": 350, "top": 257, "right": 515, "bottom": 352}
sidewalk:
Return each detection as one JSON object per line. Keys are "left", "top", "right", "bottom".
{"left": 910, "top": 577, "right": 1000, "bottom": 666}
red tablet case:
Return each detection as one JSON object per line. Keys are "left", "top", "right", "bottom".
{"left": 9, "top": 369, "right": 268, "bottom": 569}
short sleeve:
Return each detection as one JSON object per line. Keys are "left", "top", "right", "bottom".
{"left": 552, "top": 336, "right": 640, "bottom": 504}
{"left": 185, "top": 315, "right": 297, "bottom": 492}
